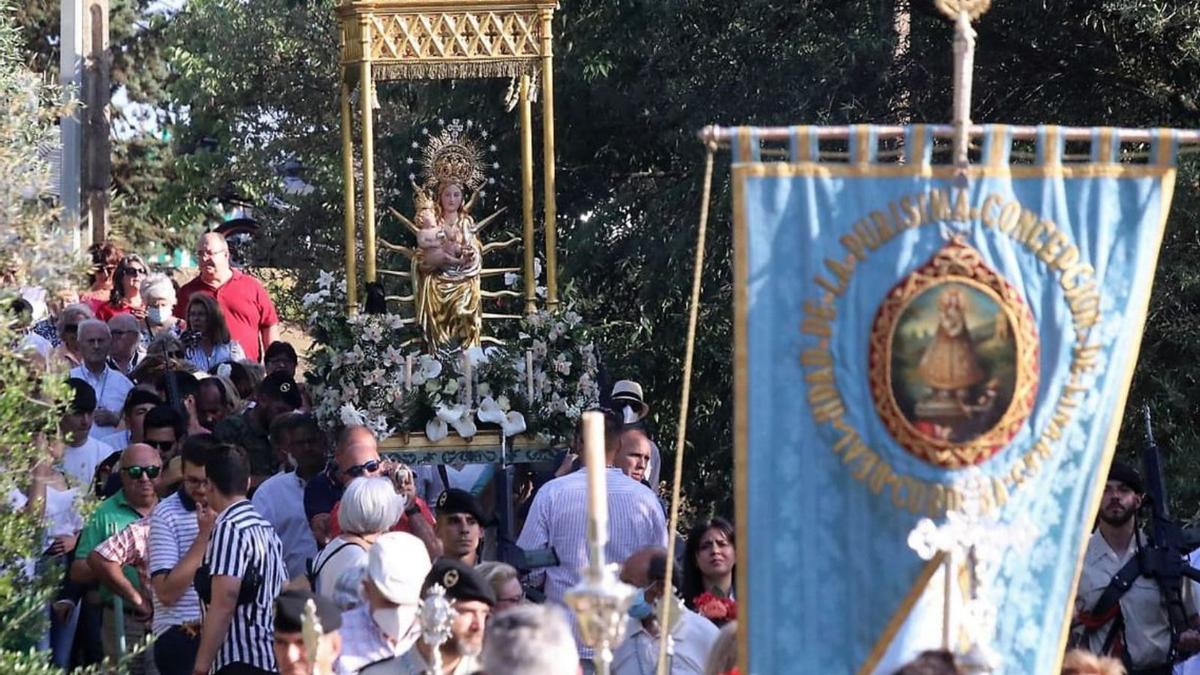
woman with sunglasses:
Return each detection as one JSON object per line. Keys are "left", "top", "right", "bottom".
{"left": 81, "top": 241, "right": 124, "bottom": 312}
{"left": 96, "top": 254, "right": 150, "bottom": 321}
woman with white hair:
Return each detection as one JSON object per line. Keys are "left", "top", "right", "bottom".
{"left": 309, "top": 476, "right": 404, "bottom": 600}
{"left": 139, "top": 272, "right": 181, "bottom": 343}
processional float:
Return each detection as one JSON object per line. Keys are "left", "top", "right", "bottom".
{"left": 680, "top": 2, "right": 1200, "bottom": 675}
{"left": 330, "top": 0, "right": 567, "bottom": 465}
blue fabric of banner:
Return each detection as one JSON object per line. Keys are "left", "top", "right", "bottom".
{"left": 732, "top": 125, "right": 1178, "bottom": 674}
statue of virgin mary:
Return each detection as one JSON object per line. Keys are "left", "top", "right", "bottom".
{"left": 410, "top": 121, "right": 490, "bottom": 351}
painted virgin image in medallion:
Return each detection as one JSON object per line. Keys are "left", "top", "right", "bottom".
{"left": 893, "top": 281, "right": 1013, "bottom": 442}
{"left": 868, "top": 240, "right": 1039, "bottom": 468}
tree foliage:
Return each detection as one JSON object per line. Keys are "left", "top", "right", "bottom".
{"left": 25, "top": 0, "right": 1200, "bottom": 519}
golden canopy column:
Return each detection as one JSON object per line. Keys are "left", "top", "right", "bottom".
{"left": 540, "top": 8, "right": 558, "bottom": 308}
{"left": 358, "top": 15, "right": 377, "bottom": 284}
{"left": 339, "top": 74, "right": 357, "bottom": 312}
{"left": 520, "top": 74, "right": 536, "bottom": 315}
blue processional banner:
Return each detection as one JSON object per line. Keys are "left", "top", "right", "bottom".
{"left": 732, "top": 125, "right": 1180, "bottom": 674}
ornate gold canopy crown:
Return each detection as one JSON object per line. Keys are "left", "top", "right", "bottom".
{"left": 411, "top": 119, "right": 496, "bottom": 193}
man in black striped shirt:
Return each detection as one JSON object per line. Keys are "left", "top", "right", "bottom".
{"left": 192, "top": 444, "right": 287, "bottom": 675}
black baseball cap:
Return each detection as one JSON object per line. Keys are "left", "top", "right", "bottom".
{"left": 65, "top": 378, "right": 96, "bottom": 414}
{"left": 1108, "top": 460, "right": 1144, "bottom": 494}
{"left": 259, "top": 372, "right": 303, "bottom": 409}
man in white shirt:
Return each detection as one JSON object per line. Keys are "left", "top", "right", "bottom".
{"left": 60, "top": 378, "right": 114, "bottom": 489}
{"left": 252, "top": 413, "right": 323, "bottom": 581}
{"left": 69, "top": 319, "right": 133, "bottom": 439}
{"left": 518, "top": 409, "right": 669, "bottom": 665}
{"left": 612, "top": 547, "right": 718, "bottom": 675}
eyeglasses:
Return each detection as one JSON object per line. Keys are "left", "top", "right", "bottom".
{"left": 343, "top": 459, "right": 381, "bottom": 478}
{"left": 126, "top": 268, "right": 147, "bottom": 277}
{"left": 143, "top": 439, "right": 175, "bottom": 451}
{"left": 197, "top": 249, "right": 228, "bottom": 260}
{"left": 123, "top": 465, "right": 162, "bottom": 480}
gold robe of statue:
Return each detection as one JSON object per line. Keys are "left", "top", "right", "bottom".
{"left": 414, "top": 215, "right": 482, "bottom": 350}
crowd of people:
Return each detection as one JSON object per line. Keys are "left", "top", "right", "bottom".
{"left": 8, "top": 232, "right": 742, "bottom": 675}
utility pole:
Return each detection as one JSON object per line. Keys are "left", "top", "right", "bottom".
{"left": 81, "top": 0, "right": 111, "bottom": 245}
{"left": 60, "top": 0, "right": 83, "bottom": 252}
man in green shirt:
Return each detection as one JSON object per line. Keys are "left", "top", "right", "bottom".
{"left": 71, "top": 443, "right": 161, "bottom": 672}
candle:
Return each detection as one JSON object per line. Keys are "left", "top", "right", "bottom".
{"left": 525, "top": 349, "right": 535, "bottom": 402}
{"left": 463, "top": 354, "right": 473, "bottom": 405}
{"left": 582, "top": 411, "right": 607, "bottom": 533}
{"left": 405, "top": 355, "right": 413, "bottom": 392}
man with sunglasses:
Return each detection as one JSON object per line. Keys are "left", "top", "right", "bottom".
{"left": 304, "top": 426, "right": 441, "bottom": 557}
{"left": 73, "top": 443, "right": 162, "bottom": 674}
{"left": 98, "top": 404, "right": 182, "bottom": 499}
{"left": 107, "top": 313, "right": 145, "bottom": 375}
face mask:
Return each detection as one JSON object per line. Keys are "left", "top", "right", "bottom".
{"left": 627, "top": 587, "right": 655, "bottom": 620}
{"left": 147, "top": 307, "right": 167, "bottom": 326}
{"left": 373, "top": 605, "right": 420, "bottom": 649}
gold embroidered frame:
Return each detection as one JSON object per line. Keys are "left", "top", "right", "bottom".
{"left": 868, "top": 239, "right": 1040, "bottom": 468}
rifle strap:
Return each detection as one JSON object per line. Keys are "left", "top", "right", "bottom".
{"left": 1079, "top": 555, "right": 1142, "bottom": 634}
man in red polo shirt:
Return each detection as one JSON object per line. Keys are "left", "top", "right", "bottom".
{"left": 176, "top": 232, "right": 280, "bottom": 362}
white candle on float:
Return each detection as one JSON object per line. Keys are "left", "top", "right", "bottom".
{"left": 581, "top": 411, "right": 607, "bottom": 535}
{"left": 463, "top": 353, "right": 473, "bottom": 405}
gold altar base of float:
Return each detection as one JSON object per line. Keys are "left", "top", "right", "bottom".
{"left": 380, "top": 429, "right": 553, "bottom": 465}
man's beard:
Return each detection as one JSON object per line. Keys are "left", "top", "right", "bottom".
{"left": 1100, "top": 503, "right": 1136, "bottom": 527}
{"left": 447, "top": 634, "right": 482, "bottom": 658}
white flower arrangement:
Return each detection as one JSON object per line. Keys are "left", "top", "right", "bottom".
{"left": 305, "top": 273, "right": 599, "bottom": 445}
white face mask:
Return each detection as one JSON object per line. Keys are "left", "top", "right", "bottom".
{"left": 147, "top": 307, "right": 168, "bottom": 326}
{"left": 372, "top": 605, "right": 420, "bottom": 650}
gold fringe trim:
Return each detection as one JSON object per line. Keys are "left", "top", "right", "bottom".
{"left": 372, "top": 60, "right": 540, "bottom": 82}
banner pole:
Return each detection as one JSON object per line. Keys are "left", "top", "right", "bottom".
{"left": 655, "top": 144, "right": 716, "bottom": 675}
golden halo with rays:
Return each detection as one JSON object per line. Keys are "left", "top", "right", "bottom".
{"left": 409, "top": 118, "right": 496, "bottom": 195}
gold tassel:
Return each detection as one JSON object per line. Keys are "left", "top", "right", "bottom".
{"left": 371, "top": 61, "right": 540, "bottom": 82}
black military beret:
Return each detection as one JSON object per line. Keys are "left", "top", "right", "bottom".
{"left": 275, "top": 589, "right": 342, "bottom": 634}
{"left": 1108, "top": 460, "right": 1144, "bottom": 494}
{"left": 422, "top": 558, "right": 495, "bottom": 607}
{"left": 435, "top": 488, "right": 487, "bottom": 524}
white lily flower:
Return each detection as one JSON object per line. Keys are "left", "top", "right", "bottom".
{"left": 451, "top": 416, "right": 477, "bottom": 438}
{"left": 476, "top": 396, "right": 506, "bottom": 425}
{"left": 426, "top": 417, "right": 449, "bottom": 442}
{"left": 564, "top": 310, "right": 583, "bottom": 328}
{"left": 317, "top": 270, "right": 336, "bottom": 289}
{"left": 417, "top": 354, "right": 442, "bottom": 380}
{"left": 436, "top": 403, "right": 467, "bottom": 424}
{"left": 504, "top": 271, "right": 520, "bottom": 287}
{"left": 501, "top": 411, "right": 526, "bottom": 437}
{"left": 496, "top": 395, "right": 511, "bottom": 411}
